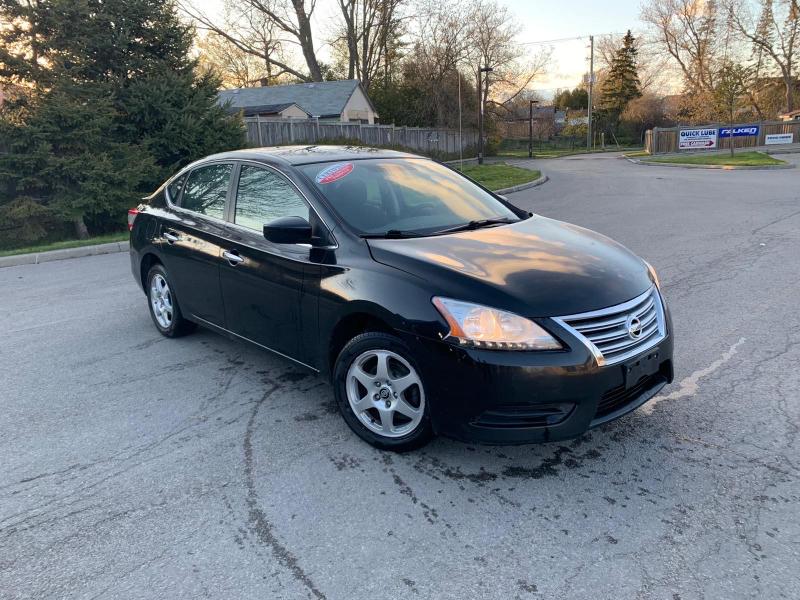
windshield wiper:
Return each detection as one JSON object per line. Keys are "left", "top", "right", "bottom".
{"left": 432, "top": 217, "right": 518, "bottom": 235}
{"left": 361, "top": 229, "right": 425, "bottom": 239}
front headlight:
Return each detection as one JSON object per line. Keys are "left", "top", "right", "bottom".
{"left": 644, "top": 261, "right": 661, "bottom": 289}
{"left": 432, "top": 297, "right": 562, "bottom": 350}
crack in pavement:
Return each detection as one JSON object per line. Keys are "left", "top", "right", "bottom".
{"left": 243, "top": 383, "right": 327, "bottom": 600}
{"left": 641, "top": 337, "right": 746, "bottom": 415}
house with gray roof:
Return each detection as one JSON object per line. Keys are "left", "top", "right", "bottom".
{"left": 218, "top": 79, "right": 379, "bottom": 124}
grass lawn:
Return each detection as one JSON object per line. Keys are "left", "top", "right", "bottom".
{"left": 458, "top": 163, "right": 541, "bottom": 191}
{"left": 645, "top": 151, "right": 785, "bottom": 167}
{"left": 0, "top": 231, "right": 129, "bottom": 257}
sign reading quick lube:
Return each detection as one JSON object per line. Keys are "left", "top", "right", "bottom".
{"left": 679, "top": 128, "right": 718, "bottom": 149}
{"left": 719, "top": 125, "right": 759, "bottom": 138}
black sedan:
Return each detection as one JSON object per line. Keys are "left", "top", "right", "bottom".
{"left": 129, "top": 146, "right": 673, "bottom": 451}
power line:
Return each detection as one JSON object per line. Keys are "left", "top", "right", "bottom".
{"left": 518, "top": 31, "right": 642, "bottom": 46}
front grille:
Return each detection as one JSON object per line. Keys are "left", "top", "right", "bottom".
{"left": 553, "top": 286, "right": 666, "bottom": 366}
{"left": 596, "top": 372, "right": 666, "bottom": 418}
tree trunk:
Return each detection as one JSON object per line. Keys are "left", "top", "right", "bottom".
{"left": 292, "top": 0, "right": 323, "bottom": 81}
{"left": 74, "top": 216, "right": 89, "bottom": 240}
{"left": 730, "top": 106, "right": 736, "bottom": 158}
{"left": 785, "top": 78, "right": 794, "bottom": 113}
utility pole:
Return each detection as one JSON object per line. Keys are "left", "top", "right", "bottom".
{"left": 587, "top": 35, "right": 594, "bottom": 151}
{"left": 477, "top": 72, "right": 484, "bottom": 165}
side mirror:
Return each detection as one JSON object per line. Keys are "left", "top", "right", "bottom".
{"left": 263, "top": 216, "right": 313, "bottom": 245}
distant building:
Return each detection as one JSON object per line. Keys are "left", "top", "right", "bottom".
{"left": 566, "top": 110, "right": 589, "bottom": 126}
{"left": 779, "top": 109, "right": 800, "bottom": 122}
{"left": 218, "top": 79, "right": 379, "bottom": 124}
{"left": 227, "top": 101, "right": 311, "bottom": 120}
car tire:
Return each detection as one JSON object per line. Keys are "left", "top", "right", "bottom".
{"left": 333, "top": 332, "right": 434, "bottom": 452}
{"left": 146, "top": 264, "right": 196, "bottom": 338}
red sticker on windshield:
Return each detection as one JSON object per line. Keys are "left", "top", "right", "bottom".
{"left": 316, "top": 162, "right": 354, "bottom": 184}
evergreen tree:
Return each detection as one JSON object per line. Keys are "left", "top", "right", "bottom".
{"left": 0, "top": 82, "right": 153, "bottom": 242}
{"left": 599, "top": 31, "right": 642, "bottom": 133}
{"left": 0, "top": 0, "right": 244, "bottom": 243}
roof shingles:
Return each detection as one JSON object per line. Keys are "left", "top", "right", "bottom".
{"left": 219, "top": 80, "right": 365, "bottom": 119}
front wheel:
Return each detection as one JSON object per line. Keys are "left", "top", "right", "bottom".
{"left": 333, "top": 332, "right": 434, "bottom": 451}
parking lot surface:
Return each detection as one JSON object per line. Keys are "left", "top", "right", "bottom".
{"left": 2, "top": 153, "right": 798, "bottom": 599}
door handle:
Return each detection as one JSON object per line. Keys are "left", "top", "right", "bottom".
{"left": 222, "top": 250, "right": 244, "bottom": 265}
{"left": 163, "top": 231, "right": 180, "bottom": 244}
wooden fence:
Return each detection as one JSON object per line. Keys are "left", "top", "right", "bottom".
{"left": 645, "top": 120, "right": 800, "bottom": 154}
{"left": 244, "top": 117, "right": 478, "bottom": 157}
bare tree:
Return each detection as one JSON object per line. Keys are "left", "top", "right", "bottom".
{"left": 333, "top": 0, "right": 406, "bottom": 90}
{"left": 465, "top": 0, "right": 549, "bottom": 117}
{"left": 641, "top": 0, "right": 723, "bottom": 112}
{"left": 726, "top": 0, "right": 799, "bottom": 111}
{"left": 399, "top": 0, "right": 472, "bottom": 126}
{"left": 179, "top": 0, "right": 324, "bottom": 82}
{"left": 197, "top": 32, "right": 273, "bottom": 88}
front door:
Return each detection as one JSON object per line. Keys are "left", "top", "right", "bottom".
{"left": 219, "top": 163, "right": 316, "bottom": 361}
{"left": 159, "top": 162, "right": 233, "bottom": 326}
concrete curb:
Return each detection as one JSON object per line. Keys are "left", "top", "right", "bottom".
{"left": 628, "top": 158, "right": 795, "bottom": 171}
{"left": 0, "top": 240, "right": 130, "bottom": 269}
{"left": 496, "top": 174, "right": 549, "bottom": 194}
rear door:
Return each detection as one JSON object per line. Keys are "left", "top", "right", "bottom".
{"left": 219, "top": 162, "right": 317, "bottom": 361}
{"left": 158, "top": 162, "right": 233, "bottom": 326}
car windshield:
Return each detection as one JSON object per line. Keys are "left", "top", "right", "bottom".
{"left": 299, "top": 158, "right": 521, "bottom": 236}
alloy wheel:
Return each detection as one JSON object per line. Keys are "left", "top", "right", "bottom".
{"left": 345, "top": 349, "right": 425, "bottom": 438}
{"left": 150, "top": 274, "right": 174, "bottom": 329}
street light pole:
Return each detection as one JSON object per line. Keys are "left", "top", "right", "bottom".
{"left": 478, "top": 66, "right": 493, "bottom": 165}
{"left": 587, "top": 34, "right": 594, "bottom": 151}
{"left": 458, "top": 72, "right": 463, "bottom": 170}
{"left": 528, "top": 99, "right": 539, "bottom": 158}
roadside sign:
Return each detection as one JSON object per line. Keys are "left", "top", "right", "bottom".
{"left": 719, "top": 125, "right": 759, "bottom": 138}
{"left": 765, "top": 133, "right": 794, "bottom": 145}
{"left": 679, "top": 128, "right": 717, "bottom": 150}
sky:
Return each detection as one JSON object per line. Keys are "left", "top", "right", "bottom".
{"left": 504, "top": 0, "right": 645, "bottom": 94}
{"left": 192, "top": 0, "right": 646, "bottom": 97}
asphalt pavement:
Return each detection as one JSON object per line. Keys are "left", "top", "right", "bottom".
{"left": 1, "top": 153, "right": 798, "bottom": 599}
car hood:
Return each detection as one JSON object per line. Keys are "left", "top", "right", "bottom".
{"left": 366, "top": 216, "right": 652, "bottom": 317}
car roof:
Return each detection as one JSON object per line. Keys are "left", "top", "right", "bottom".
{"left": 200, "top": 145, "right": 424, "bottom": 167}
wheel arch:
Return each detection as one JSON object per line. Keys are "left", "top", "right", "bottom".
{"left": 139, "top": 252, "right": 162, "bottom": 291}
{"left": 328, "top": 310, "right": 396, "bottom": 377}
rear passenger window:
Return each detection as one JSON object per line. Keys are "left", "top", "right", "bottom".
{"left": 181, "top": 164, "right": 232, "bottom": 220}
{"left": 234, "top": 165, "right": 310, "bottom": 231}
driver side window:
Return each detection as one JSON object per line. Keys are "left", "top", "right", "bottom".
{"left": 234, "top": 165, "right": 310, "bottom": 231}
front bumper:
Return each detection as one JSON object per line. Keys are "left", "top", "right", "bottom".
{"left": 401, "top": 311, "right": 674, "bottom": 445}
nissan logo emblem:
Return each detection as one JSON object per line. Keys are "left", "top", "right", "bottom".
{"left": 626, "top": 316, "right": 643, "bottom": 340}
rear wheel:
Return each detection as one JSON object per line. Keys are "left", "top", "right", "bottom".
{"left": 334, "top": 332, "right": 434, "bottom": 451}
{"left": 146, "top": 264, "right": 196, "bottom": 337}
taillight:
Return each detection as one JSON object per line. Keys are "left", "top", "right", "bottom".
{"left": 127, "top": 208, "right": 139, "bottom": 231}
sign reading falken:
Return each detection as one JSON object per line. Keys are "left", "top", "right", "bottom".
{"left": 719, "top": 125, "right": 760, "bottom": 138}
{"left": 679, "top": 128, "right": 718, "bottom": 150}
